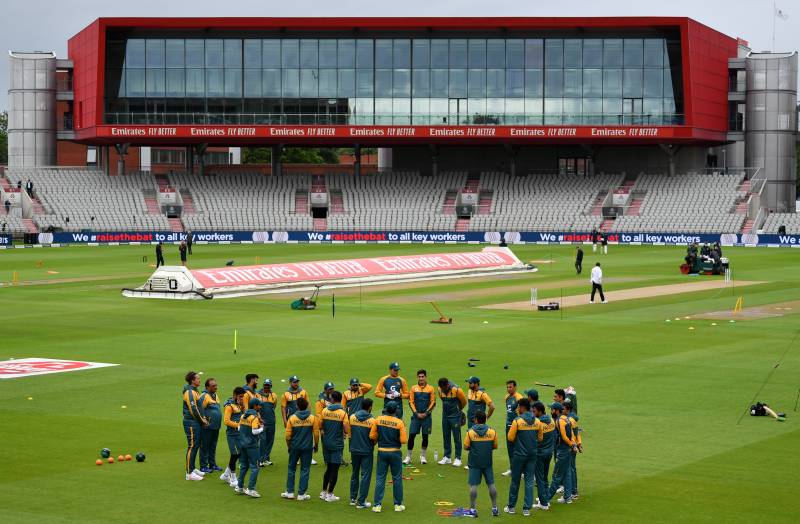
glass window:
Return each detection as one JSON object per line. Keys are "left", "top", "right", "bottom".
{"left": 282, "top": 40, "right": 299, "bottom": 68}
{"left": 186, "top": 69, "right": 204, "bottom": 97}
{"left": 543, "top": 69, "right": 561, "bottom": 97}
{"left": 125, "top": 39, "right": 146, "bottom": 68}
{"left": 643, "top": 39, "right": 664, "bottom": 67}
{"left": 583, "top": 39, "right": 602, "bottom": 67}
{"left": 394, "top": 39, "right": 410, "bottom": 68}
{"left": 318, "top": 69, "right": 337, "bottom": 97}
{"left": 544, "top": 39, "right": 562, "bottom": 68}
{"left": 126, "top": 68, "right": 145, "bottom": 96}
{"left": 166, "top": 69, "right": 185, "bottom": 97}
{"left": 413, "top": 40, "right": 430, "bottom": 68}
{"left": 603, "top": 97, "right": 622, "bottom": 122}
{"left": 643, "top": 68, "right": 663, "bottom": 97}
{"left": 506, "top": 39, "right": 524, "bottom": 68}
{"left": 262, "top": 69, "right": 281, "bottom": 97}
{"left": 243, "top": 69, "right": 261, "bottom": 97}
{"left": 338, "top": 40, "right": 355, "bottom": 67}
{"left": 526, "top": 39, "right": 545, "bottom": 68}
{"left": 449, "top": 40, "right": 467, "bottom": 68}
{"left": 337, "top": 68, "right": 355, "bottom": 97}
{"left": 563, "top": 39, "right": 582, "bottom": 68}
{"left": 603, "top": 39, "right": 623, "bottom": 67}
{"left": 505, "top": 99, "right": 524, "bottom": 123}
{"left": 300, "top": 69, "right": 318, "bottom": 97}
{"left": 506, "top": 69, "right": 524, "bottom": 97}
{"left": 165, "top": 40, "right": 184, "bottom": 68}
{"left": 468, "top": 39, "right": 486, "bottom": 68}
{"left": 356, "top": 39, "right": 373, "bottom": 68}
{"left": 206, "top": 40, "right": 223, "bottom": 68}
{"left": 563, "top": 98, "right": 582, "bottom": 121}
{"left": 431, "top": 69, "right": 448, "bottom": 97}
{"left": 468, "top": 69, "right": 486, "bottom": 97}
{"left": 185, "top": 40, "right": 204, "bottom": 68}
{"left": 623, "top": 69, "right": 643, "bottom": 97}
{"left": 206, "top": 68, "right": 224, "bottom": 97}
{"left": 664, "top": 71, "right": 675, "bottom": 99}
{"left": 300, "top": 39, "right": 318, "bottom": 68}
{"left": 412, "top": 98, "right": 429, "bottom": 124}
{"left": 375, "top": 40, "right": 392, "bottom": 68}
{"left": 225, "top": 69, "right": 242, "bottom": 97}
{"left": 486, "top": 69, "right": 504, "bottom": 97}
{"left": 145, "top": 39, "right": 165, "bottom": 68}
{"left": 262, "top": 40, "right": 281, "bottom": 68}
{"left": 282, "top": 68, "right": 299, "bottom": 97}
{"left": 643, "top": 98, "right": 663, "bottom": 116}
{"left": 146, "top": 69, "right": 164, "bottom": 96}
{"left": 431, "top": 40, "right": 449, "bottom": 68}
{"left": 603, "top": 68, "right": 622, "bottom": 96}
{"left": 486, "top": 40, "right": 505, "bottom": 68}
{"left": 583, "top": 69, "right": 602, "bottom": 97}
{"left": 412, "top": 69, "right": 430, "bottom": 97}
{"left": 563, "top": 68, "right": 582, "bottom": 97}
{"left": 319, "top": 40, "right": 337, "bottom": 67}
{"left": 394, "top": 69, "right": 410, "bottom": 97}
{"left": 449, "top": 68, "right": 467, "bottom": 97}
{"left": 582, "top": 98, "right": 602, "bottom": 121}
{"left": 243, "top": 40, "right": 261, "bottom": 68}
{"left": 375, "top": 98, "right": 392, "bottom": 120}
{"left": 356, "top": 69, "right": 373, "bottom": 96}
{"left": 375, "top": 69, "right": 392, "bottom": 96}
{"left": 623, "top": 39, "right": 643, "bottom": 68}
{"left": 224, "top": 40, "right": 241, "bottom": 68}
{"left": 544, "top": 98, "right": 562, "bottom": 114}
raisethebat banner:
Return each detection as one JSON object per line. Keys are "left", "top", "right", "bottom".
{"left": 191, "top": 248, "right": 522, "bottom": 288}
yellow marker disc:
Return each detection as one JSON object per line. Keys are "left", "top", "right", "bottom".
{"left": 434, "top": 501, "right": 455, "bottom": 506}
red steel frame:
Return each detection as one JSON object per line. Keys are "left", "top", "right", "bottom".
{"left": 67, "top": 17, "right": 739, "bottom": 146}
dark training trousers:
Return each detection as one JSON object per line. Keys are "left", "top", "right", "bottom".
{"left": 199, "top": 427, "right": 219, "bottom": 469}
{"left": 442, "top": 417, "right": 462, "bottom": 459}
{"left": 349, "top": 452, "right": 374, "bottom": 505}
{"left": 591, "top": 282, "right": 605, "bottom": 302}
{"left": 183, "top": 419, "right": 201, "bottom": 474}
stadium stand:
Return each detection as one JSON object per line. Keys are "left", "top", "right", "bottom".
{"left": 762, "top": 213, "right": 800, "bottom": 234}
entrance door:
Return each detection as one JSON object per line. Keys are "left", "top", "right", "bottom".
{"left": 448, "top": 98, "right": 467, "bottom": 125}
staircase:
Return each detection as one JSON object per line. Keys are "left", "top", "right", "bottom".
{"left": 455, "top": 217, "right": 470, "bottom": 232}
{"left": 590, "top": 191, "right": 608, "bottom": 216}
{"left": 741, "top": 217, "right": 756, "bottom": 234}
{"left": 155, "top": 174, "right": 171, "bottom": 191}
{"left": 143, "top": 191, "right": 161, "bottom": 215}
{"left": 627, "top": 197, "right": 644, "bottom": 216}
{"left": 477, "top": 190, "right": 493, "bottom": 215}
{"left": 329, "top": 190, "right": 345, "bottom": 214}
{"left": 442, "top": 190, "right": 458, "bottom": 214}
{"left": 464, "top": 175, "right": 480, "bottom": 192}
{"left": 168, "top": 218, "right": 184, "bottom": 233}
{"left": 599, "top": 218, "right": 615, "bottom": 232}
{"left": 22, "top": 218, "right": 38, "bottom": 234}
{"left": 313, "top": 218, "right": 327, "bottom": 231}
{"left": 180, "top": 189, "right": 196, "bottom": 214}
{"left": 294, "top": 190, "right": 309, "bottom": 214}
{"left": 0, "top": 174, "right": 12, "bottom": 191}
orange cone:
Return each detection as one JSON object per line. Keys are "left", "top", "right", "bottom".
{"left": 96, "top": 459, "right": 103, "bottom": 466}
{"left": 108, "top": 457, "right": 115, "bottom": 464}
{"left": 125, "top": 454, "right": 132, "bottom": 461}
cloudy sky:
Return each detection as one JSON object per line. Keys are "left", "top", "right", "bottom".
{"left": 2, "top": 0, "right": 798, "bottom": 111}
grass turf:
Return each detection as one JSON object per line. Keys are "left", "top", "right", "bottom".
{"left": 0, "top": 243, "right": 798, "bottom": 523}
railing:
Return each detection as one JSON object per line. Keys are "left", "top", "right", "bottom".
{"left": 104, "top": 112, "right": 686, "bottom": 127}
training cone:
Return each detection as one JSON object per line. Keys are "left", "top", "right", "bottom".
{"left": 688, "top": 327, "right": 695, "bottom": 330}
{"left": 117, "top": 455, "right": 124, "bottom": 462}
{"left": 108, "top": 457, "right": 115, "bottom": 464}
{"left": 125, "top": 454, "right": 132, "bottom": 461}
{"left": 95, "top": 459, "right": 103, "bottom": 466}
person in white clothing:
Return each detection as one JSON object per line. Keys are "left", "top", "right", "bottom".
{"left": 590, "top": 263, "right": 607, "bottom": 303}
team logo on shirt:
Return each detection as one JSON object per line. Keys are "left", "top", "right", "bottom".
{"left": 0, "top": 358, "right": 118, "bottom": 379}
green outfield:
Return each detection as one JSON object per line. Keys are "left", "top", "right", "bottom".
{"left": 0, "top": 243, "right": 798, "bottom": 523}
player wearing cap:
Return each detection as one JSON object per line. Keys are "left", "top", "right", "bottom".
{"left": 502, "top": 380, "right": 524, "bottom": 477}
{"left": 463, "top": 410, "right": 500, "bottom": 518}
{"left": 375, "top": 363, "right": 409, "bottom": 419}
{"left": 344, "top": 378, "right": 373, "bottom": 416}
{"left": 317, "top": 390, "right": 350, "bottom": 502}
{"left": 504, "top": 398, "right": 543, "bottom": 517}
{"left": 198, "top": 378, "right": 222, "bottom": 473}
{"left": 257, "top": 378, "right": 278, "bottom": 467}
{"left": 370, "top": 401, "right": 408, "bottom": 513}
{"left": 466, "top": 377, "right": 495, "bottom": 428}
{"left": 282, "top": 396, "right": 319, "bottom": 501}
{"left": 404, "top": 369, "right": 435, "bottom": 465}
{"left": 564, "top": 399, "right": 582, "bottom": 501}
{"left": 182, "top": 371, "right": 209, "bottom": 481}
{"left": 236, "top": 399, "right": 264, "bottom": 497}
{"left": 281, "top": 375, "right": 309, "bottom": 426}
{"left": 220, "top": 386, "right": 245, "bottom": 487}
{"left": 437, "top": 377, "right": 468, "bottom": 467}
{"left": 548, "top": 402, "right": 577, "bottom": 504}
{"left": 532, "top": 401, "right": 556, "bottom": 510}
{"left": 349, "top": 397, "right": 376, "bottom": 509}
{"left": 316, "top": 382, "right": 335, "bottom": 417}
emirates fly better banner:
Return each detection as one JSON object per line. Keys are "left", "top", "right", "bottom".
{"left": 191, "top": 248, "right": 521, "bottom": 289}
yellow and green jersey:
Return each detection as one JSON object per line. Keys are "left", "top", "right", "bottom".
{"left": 369, "top": 414, "right": 408, "bottom": 452}
{"left": 242, "top": 385, "right": 257, "bottom": 411}
{"left": 536, "top": 414, "right": 556, "bottom": 456}
{"left": 198, "top": 390, "right": 221, "bottom": 430}
{"left": 281, "top": 387, "right": 309, "bottom": 418}
{"left": 317, "top": 404, "right": 350, "bottom": 451}
{"left": 409, "top": 384, "right": 436, "bottom": 415}
{"left": 285, "top": 410, "right": 319, "bottom": 451}
{"left": 257, "top": 390, "right": 278, "bottom": 425}
{"left": 375, "top": 375, "right": 409, "bottom": 407}
{"left": 438, "top": 383, "right": 467, "bottom": 420}
{"left": 504, "top": 391, "right": 524, "bottom": 427}
{"left": 344, "top": 383, "right": 372, "bottom": 415}
{"left": 182, "top": 384, "right": 203, "bottom": 422}
{"left": 222, "top": 398, "right": 243, "bottom": 436}
{"left": 238, "top": 409, "right": 262, "bottom": 448}
{"left": 464, "top": 424, "right": 498, "bottom": 469}
{"left": 349, "top": 411, "right": 376, "bottom": 455}
{"left": 568, "top": 413, "right": 582, "bottom": 446}
{"left": 467, "top": 388, "right": 492, "bottom": 425}
{"left": 554, "top": 414, "right": 575, "bottom": 450}
{"left": 507, "top": 412, "right": 543, "bottom": 457}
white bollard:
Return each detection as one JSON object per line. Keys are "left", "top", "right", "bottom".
{"left": 531, "top": 288, "right": 538, "bottom": 307}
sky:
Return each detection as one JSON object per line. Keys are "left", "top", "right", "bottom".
{"left": 2, "top": 0, "right": 798, "bottom": 111}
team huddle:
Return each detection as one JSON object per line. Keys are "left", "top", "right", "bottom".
{"left": 180, "top": 362, "right": 583, "bottom": 517}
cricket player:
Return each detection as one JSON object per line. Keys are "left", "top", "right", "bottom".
{"left": 504, "top": 398, "right": 543, "bottom": 516}
{"left": 564, "top": 399, "right": 582, "bottom": 500}
{"left": 370, "top": 401, "right": 408, "bottom": 513}
{"left": 220, "top": 387, "right": 245, "bottom": 487}
{"left": 404, "top": 369, "right": 435, "bottom": 465}
{"left": 590, "top": 262, "right": 607, "bottom": 303}
{"left": 182, "top": 371, "right": 209, "bottom": 481}
{"left": 548, "top": 402, "right": 577, "bottom": 504}
{"left": 502, "top": 380, "right": 524, "bottom": 476}
{"left": 349, "top": 397, "right": 376, "bottom": 509}
{"left": 466, "top": 376, "right": 495, "bottom": 427}
{"left": 375, "top": 362, "right": 409, "bottom": 419}
{"left": 282, "top": 396, "right": 319, "bottom": 501}
{"left": 463, "top": 410, "right": 500, "bottom": 518}
{"left": 281, "top": 375, "right": 309, "bottom": 426}
{"left": 236, "top": 400, "right": 264, "bottom": 498}
{"left": 198, "top": 378, "right": 222, "bottom": 473}
{"left": 242, "top": 373, "right": 259, "bottom": 408}
{"left": 532, "top": 401, "right": 556, "bottom": 510}
{"left": 318, "top": 390, "right": 350, "bottom": 502}
{"left": 437, "top": 377, "right": 467, "bottom": 467}
{"left": 315, "top": 381, "right": 335, "bottom": 417}
{"left": 257, "top": 378, "right": 278, "bottom": 466}
{"left": 344, "top": 378, "right": 373, "bottom": 415}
